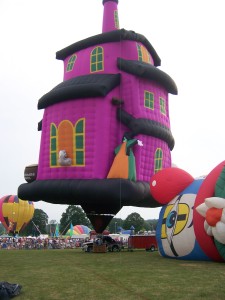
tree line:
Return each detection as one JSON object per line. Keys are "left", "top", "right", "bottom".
{"left": 0, "top": 205, "right": 158, "bottom": 236}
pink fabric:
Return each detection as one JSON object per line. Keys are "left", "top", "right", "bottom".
{"left": 37, "top": 19, "right": 173, "bottom": 182}
{"left": 63, "top": 41, "right": 154, "bottom": 81}
{"left": 102, "top": 1, "right": 119, "bottom": 33}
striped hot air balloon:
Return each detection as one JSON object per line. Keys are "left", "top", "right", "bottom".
{"left": 66, "top": 224, "right": 91, "bottom": 236}
{"left": 73, "top": 225, "right": 90, "bottom": 235}
{"left": 0, "top": 195, "right": 34, "bottom": 234}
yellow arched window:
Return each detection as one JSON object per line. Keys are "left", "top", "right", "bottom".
{"left": 154, "top": 148, "right": 163, "bottom": 173}
{"left": 90, "top": 47, "right": 104, "bottom": 73}
{"left": 50, "top": 119, "right": 85, "bottom": 167}
{"left": 66, "top": 54, "right": 77, "bottom": 72}
{"left": 137, "top": 44, "right": 152, "bottom": 64}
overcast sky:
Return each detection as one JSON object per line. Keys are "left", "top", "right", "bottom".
{"left": 1, "top": 0, "right": 225, "bottom": 223}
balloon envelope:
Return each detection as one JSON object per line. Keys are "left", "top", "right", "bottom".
{"left": 0, "top": 195, "right": 34, "bottom": 233}
{"left": 67, "top": 224, "right": 90, "bottom": 235}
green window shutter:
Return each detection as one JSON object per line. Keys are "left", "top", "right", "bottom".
{"left": 50, "top": 123, "right": 58, "bottom": 166}
{"left": 51, "top": 138, "right": 57, "bottom": 151}
{"left": 154, "top": 148, "right": 163, "bottom": 173}
{"left": 137, "top": 43, "right": 151, "bottom": 63}
{"left": 76, "top": 119, "right": 84, "bottom": 133}
{"left": 76, "top": 135, "right": 83, "bottom": 149}
{"left": 51, "top": 124, "right": 56, "bottom": 136}
{"left": 114, "top": 10, "right": 119, "bottom": 29}
{"left": 74, "top": 119, "right": 85, "bottom": 166}
{"left": 76, "top": 151, "right": 84, "bottom": 165}
{"left": 51, "top": 153, "right": 57, "bottom": 166}
{"left": 137, "top": 44, "right": 142, "bottom": 61}
{"left": 160, "top": 97, "right": 166, "bottom": 115}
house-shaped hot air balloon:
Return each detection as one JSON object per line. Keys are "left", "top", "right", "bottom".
{"left": 18, "top": 0, "right": 177, "bottom": 233}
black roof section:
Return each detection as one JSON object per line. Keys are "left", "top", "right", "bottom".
{"left": 56, "top": 29, "right": 161, "bottom": 67}
{"left": 38, "top": 73, "right": 121, "bottom": 110}
{"left": 117, "top": 108, "right": 175, "bottom": 150}
{"left": 38, "top": 120, "right": 42, "bottom": 131}
{"left": 117, "top": 58, "right": 178, "bottom": 95}
{"left": 103, "top": 0, "right": 118, "bottom": 3}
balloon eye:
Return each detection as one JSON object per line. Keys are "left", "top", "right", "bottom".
{"left": 166, "top": 211, "right": 177, "bottom": 228}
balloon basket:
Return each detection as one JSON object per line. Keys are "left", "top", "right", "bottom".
{"left": 93, "top": 244, "right": 107, "bottom": 253}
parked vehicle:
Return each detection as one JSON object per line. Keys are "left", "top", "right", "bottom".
{"left": 128, "top": 235, "right": 157, "bottom": 251}
{"left": 82, "top": 235, "right": 122, "bottom": 252}
{"left": 89, "top": 230, "right": 110, "bottom": 240}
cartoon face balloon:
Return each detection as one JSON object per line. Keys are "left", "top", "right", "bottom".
{"left": 156, "top": 179, "right": 211, "bottom": 260}
{"left": 160, "top": 193, "right": 196, "bottom": 258}
{"left": 0, "top": 195, "right": 34, "bottom": 234}
{"left": 150, "top": 162, "right": 225, "bottom": 262}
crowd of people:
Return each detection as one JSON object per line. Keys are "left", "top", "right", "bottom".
{"left": 0, "top": 236, "right": 87, "bottom": 250}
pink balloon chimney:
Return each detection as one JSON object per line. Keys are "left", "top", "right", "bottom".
{"left": 102, "top": 0, "right": 119, "bottom": 32}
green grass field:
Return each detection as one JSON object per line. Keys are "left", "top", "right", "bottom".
{"left": 1, "top": 249, "right": 225, "bottom": 300}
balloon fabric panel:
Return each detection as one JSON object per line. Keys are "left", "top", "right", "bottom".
{"left": 0, "top": 195, "right": 34, "bottom": 233}
{"left": 194, "top": 161, "right": 225, "bottom": 262}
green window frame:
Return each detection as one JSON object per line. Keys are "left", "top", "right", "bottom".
{"left": 90, "top": 47, "right": 104, "bottom": 73}
{"left": 74, "top": 118, "right": 85, "bottom": 166}
{"left": 160, "top": 97, "right": 166, "bottom": 115}
{"left": 50, "top": 123, "right": 58, "bottom": 166}
{"left": 144, "top": 91, "right": 154, "bottom": 110}
{"left": 154, "top": 148, "right": 163, "bottom": 173}
{"left": 66, "top": 54, "right": 77, "bottom": 72}
{"left": 114, "top": 10, "right": 119, "bottom": 29}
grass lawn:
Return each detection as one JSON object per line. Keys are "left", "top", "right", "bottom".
{"left": 1, "top": 249, "right": 225, "bottom": 300}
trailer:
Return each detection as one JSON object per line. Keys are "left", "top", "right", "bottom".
{"left": 128, "top": 235, "right": 157, "bottom": 251}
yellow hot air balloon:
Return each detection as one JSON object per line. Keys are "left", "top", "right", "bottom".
{"left": 0, "top": 195, "right": 34, "bottom": 234}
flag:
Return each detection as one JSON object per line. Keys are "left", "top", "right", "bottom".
{"left": 69, "top": 223, "right": 74, "bottom": 237}
{"left": 54, "top": 224, "right": 59, "bottom": 237}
